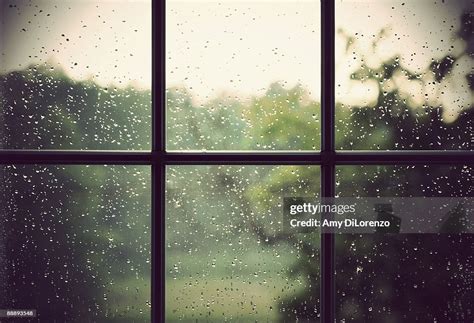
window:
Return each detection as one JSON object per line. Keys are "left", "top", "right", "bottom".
{"left": 0, "top": 0, "right": 472, "bottom": 322}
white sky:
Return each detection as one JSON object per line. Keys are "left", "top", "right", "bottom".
{"left": 0, "top": 0, "right": 152, "bottom": 89}
{"left": 1, "top": 0, "right": 472, "bottom": 113}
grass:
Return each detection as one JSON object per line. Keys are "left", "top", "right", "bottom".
{"left": 165, "top": 248, "right": 310, "bottom": 321}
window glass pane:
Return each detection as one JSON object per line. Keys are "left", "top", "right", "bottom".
{"left": 335, "top": 165, "right": 473, "bottom": 321}
{"left": 166, "top": 0, "right": 320, "bottom": 151}
{"left": 0, "top": 165, "right": 151, "bottom": 321}
{"left": 0, "top": 1, "right": 151, "bottom": 149}
{"left": 166, "top": 165, "right": 320, "bottom": 320}
{"left": 336, "top": 1, "right": 472, "bottom": 150}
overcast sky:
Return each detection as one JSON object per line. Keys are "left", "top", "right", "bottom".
{"left": 1, "top": 0, "right": 151, "bottom": 89}
{"left": 1, "top": 0, "right": 471, "bottom": 114}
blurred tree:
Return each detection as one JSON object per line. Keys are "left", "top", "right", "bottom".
{"left": 246, "top": 9, "right": 473, "bottom": 322}
{"left": 0, "top": 66, "right": 151, "bottom": 321}
{"left": 0, "top": 7, "right": 471, "bottom": 323}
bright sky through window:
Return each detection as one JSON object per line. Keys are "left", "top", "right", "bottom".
{"left": 1, "top": 0, "right": 151, "bottom": 89}
{"left": 1, "top": 0, "right": 471, "bottom": 116}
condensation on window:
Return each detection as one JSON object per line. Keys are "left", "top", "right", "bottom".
{"left": 335, "top": 165, "right": 473, "bottom": 322}
{"left": 166, "top": 165, "right": 320, "bottom": 321}
{"left": 335, "top": 1, "right": 473, "bottom": 150}
{"left": 0, "top": 165, "right": 151, "bottom": 321}
{"left": 166, "top": 0, "right": 321, "bottom": 150}
{"left": 0, "top": 1, "right": 151, "bottom": 149}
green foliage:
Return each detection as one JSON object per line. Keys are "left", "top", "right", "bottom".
{"left": 243, "top": 84, "right": 320, "bottom": 150}
{"left": 1, "top": 65, "right": 151, "bottom": 149}
{"left": 1, "top": 10, "right": 472, "bottom": 321}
